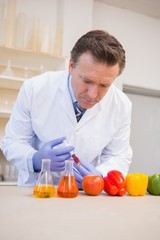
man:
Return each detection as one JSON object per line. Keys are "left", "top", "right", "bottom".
{"left": 2, "top": 30, "right": 132, "bottom": 188}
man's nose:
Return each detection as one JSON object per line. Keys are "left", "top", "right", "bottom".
{"left": 87, "top": 85, "right": 98, "bottom": 99}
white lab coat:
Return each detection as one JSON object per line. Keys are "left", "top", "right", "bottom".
{"left": 2, "top": 71, "right": 132, "bottom": 186}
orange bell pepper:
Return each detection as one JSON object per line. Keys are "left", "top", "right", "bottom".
{"left": 126, "top": 173, "right": 148, "bottom": 196}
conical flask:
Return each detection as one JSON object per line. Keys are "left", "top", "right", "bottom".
{"left": 57, "top": 160, "right": 79, "bottom": 198}
{"left": 33, "top": 159, "right": 56, "bottom": 198}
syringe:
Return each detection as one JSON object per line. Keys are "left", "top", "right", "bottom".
{"left": 63, "top": 140, "right": 81, "bottom": 166}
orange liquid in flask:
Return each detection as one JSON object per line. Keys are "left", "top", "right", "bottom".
{"left": 57, "top": 175, "right": 79, "bottom": 198}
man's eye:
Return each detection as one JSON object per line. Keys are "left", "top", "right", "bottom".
{"left": 84, "top": 80, "right": 91, "bottom": 84}
{"left": 100, "top": 84, "right": 108, "bottom": 88}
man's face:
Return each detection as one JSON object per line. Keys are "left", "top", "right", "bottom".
{"left": 69, "top": 53, "right": 120, "bottom": 109}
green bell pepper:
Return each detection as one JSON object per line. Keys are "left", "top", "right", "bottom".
{"left": 147, "top": 174, "right": 160, "bottom": 195}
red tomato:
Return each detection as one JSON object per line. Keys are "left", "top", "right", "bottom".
{"left": 82, "top": 175, "right": 104, "bottom": 196}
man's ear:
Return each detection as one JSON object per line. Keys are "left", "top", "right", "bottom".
{"left": 68, "top": 58, "right": 74, "bottom": 73}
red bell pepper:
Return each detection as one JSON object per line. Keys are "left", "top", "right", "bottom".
{"left": 103, "top": 170, "right": 126, "bottom": 196}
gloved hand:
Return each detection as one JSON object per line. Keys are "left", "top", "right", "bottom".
{"left": 73, "top": 159, "right": 101, "bottom": 189}
{"left": 32, "top": 136, "right": 74, "bottom": 172}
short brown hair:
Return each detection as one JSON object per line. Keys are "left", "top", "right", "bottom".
{"left": 71, "top": 30, "right": 125, "bottom": 75}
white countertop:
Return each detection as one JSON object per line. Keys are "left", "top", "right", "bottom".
{"left": 0, "top": 186, "right": 160, "bottom": 240}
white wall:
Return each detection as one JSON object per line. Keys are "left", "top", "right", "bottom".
{"left": 93, "top": 1, "right": 160, "bottom": 90}
{"left": 62, "top": 0, "right": 93, "bottom": 57}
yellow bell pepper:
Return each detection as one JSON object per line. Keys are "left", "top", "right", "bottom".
{"left": 126, "top": 173, "right": 148, "bottom": 196}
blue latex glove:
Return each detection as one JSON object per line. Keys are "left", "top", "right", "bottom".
{"left": 73, "top": 159, "right": 101, "bottom": 189}
{"left": 32, "top": 136, "right": 74, "bottom": 172}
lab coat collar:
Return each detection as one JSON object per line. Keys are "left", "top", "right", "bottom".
{"left": 76, "top": 103, "right": 102, "bottom": 129}
{"left": 58, "top": 72, "right": 77, "bottom": 124}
